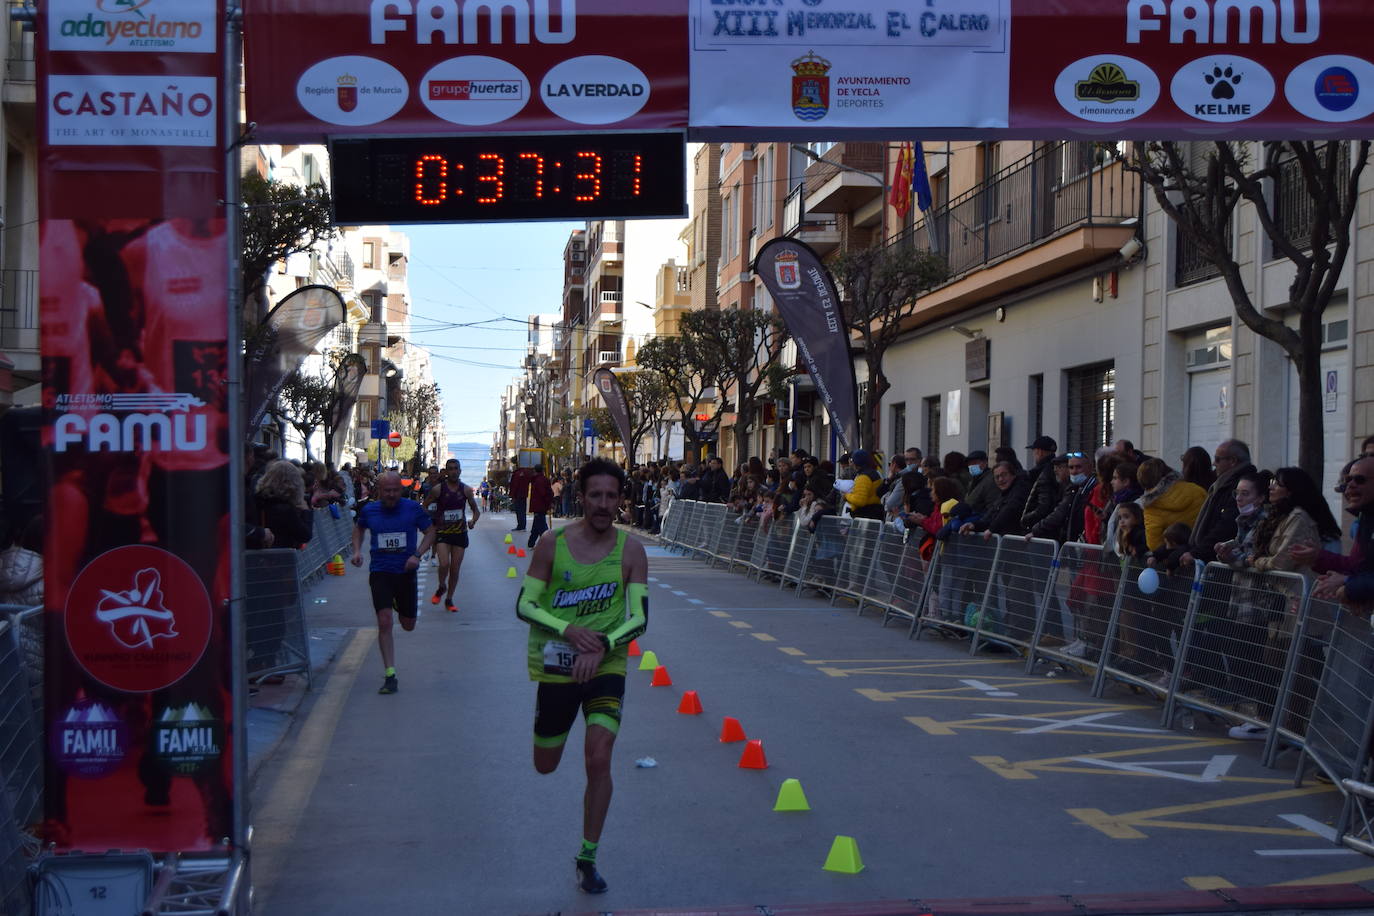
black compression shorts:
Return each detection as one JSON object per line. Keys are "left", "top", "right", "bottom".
{"left": 369, "top": 570, "right": 418, "bottom": 619}
{"left": 533, "top": 674, "right": 625, "bottom": 747}
{"left": 436, "top": 530, "right": 469, "bottom": 548}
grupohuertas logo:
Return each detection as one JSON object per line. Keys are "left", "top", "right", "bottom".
{"left": 54, "top": 392, "right": 208, "bottom": 454}
{"left": 48, "top": 0, "right": 216, "bottom": 53}
{"left": 152, "top": 703, "right": 222, "bottom": 774}
{"left": 52, "top": 699, "right": 128, "bottom": 778}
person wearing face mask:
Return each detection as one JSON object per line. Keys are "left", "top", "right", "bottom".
{"left": 1027, "top": 452, "right": 1097, "bottom": 544}
{"left": 963, "top": 450, "right": 998, "bottom": 518}
{"left": 1214, "top": 472, "right": 1273, "bottom": 569}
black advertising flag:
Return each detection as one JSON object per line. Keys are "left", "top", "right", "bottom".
{"left": 594, "top": 367, "right": 635, "bottom": 457}
{"left": 754, "top": 238, "right": 859, "bottom": 453}
{"left": 245, "top": 285, "right": 346, "bottom": 440}
{"left": 328, "top": 353, "right": 367, "bottom": 467}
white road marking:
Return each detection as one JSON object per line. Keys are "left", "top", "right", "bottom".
{"left": 672, "top": 590, "right": 687, "bottom": 596}
{"left": 1069, "top": 755, "right": 1237, "bottom": 783}
{"left": 687, "top": 598, "right": 705, "bottom": 605}
{"left": 960, "top": 679, "right": 1018, "bottom": 698}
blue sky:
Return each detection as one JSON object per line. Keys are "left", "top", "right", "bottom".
{"left": 401, "top": 221, "right": 580, "bottom": 454}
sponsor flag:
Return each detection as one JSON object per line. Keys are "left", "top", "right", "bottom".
{"left": 753, "top": 239, "right": 860, "bottom": 454}
{"left": 244, "top": 285, "right": 346, "bottom": 441}
{"left": 889, "top": 142, "right": 913, "bottom": 219}
{"left": 593, "top": 367, "right": 635, "bottom": 455}
{"left": 328, "top": 353, "right": 368, "bottom": 467}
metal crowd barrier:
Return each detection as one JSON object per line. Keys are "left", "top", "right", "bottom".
{"left": 657, "top": 501, "right": 1369, "bottom": 798}
{"left": 244, "top": 549, "right": 314, "bottom": 686}
{"left": 0, "top": 617, "right": 39, "bottom": 840}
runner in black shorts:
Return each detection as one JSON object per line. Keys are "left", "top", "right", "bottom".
{"left": 351, "top": 471, "right": 436, "bottom": 694}
{"left": 424, "top": 459, "right": 480, "bottom": 612}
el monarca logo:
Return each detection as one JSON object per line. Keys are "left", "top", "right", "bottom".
{"left": 1076, "top": 63, "right": 1140, "bottom": 103}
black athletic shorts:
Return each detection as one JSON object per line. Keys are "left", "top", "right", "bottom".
{"left": 436, "top": 530, "right": 469, "bottom": 548}
{"left": 533, "top": 674, "right": 626, "bottom": 747}
{"left": 369, "top": 570, "right": 418, "bottom": 619}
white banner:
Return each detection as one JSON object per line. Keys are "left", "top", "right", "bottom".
{"left": 48, "top": 74, "right": 218, "bottom": 146}
{"left": 690, "top": 0, "right": 1011, "bottom": 130}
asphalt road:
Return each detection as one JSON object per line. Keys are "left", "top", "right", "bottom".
{"left": 248, "top": 510, "right": 1370, "bottom": 914}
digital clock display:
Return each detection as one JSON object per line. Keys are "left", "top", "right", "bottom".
{"left": 329, "top": 133, "right": 686, "bottom": 224}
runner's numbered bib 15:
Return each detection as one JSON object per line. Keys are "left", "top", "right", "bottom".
{"left": 378, "top": 532, "right": 405, "bottom": 551}
{"left": 542, "top": 640, "right": 576, "bottom": 676}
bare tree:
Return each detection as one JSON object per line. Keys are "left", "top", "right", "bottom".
{"left": 829, "top": 243, "right": 948, "bottom": 449}
{"left": 681, "top": 308, "right": 787, "bottom": 463}
{"left": 621, "top": 369, "right": 676, "bottom": 461}
{"left": 395, "top": 380, "right": 443, "bottom": 470}
{"left": 1126, "top": 140, "right": 1370, "bottom": 483}
{"left": 277, "top": 369, "right": 333, "bottom": 461}
{"left": 240, "top": 174, "right": 335, "bottom": 319}
{"left": 636, "top": 334, "right": 724, "bottom": 456}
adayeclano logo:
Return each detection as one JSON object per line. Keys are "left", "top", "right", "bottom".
{"left": 47, "top": 0, "right": 216, "bottom": 53}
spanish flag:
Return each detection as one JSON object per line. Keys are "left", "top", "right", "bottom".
{"left": 889, "top": 141, "right": 914, "bottom": 220}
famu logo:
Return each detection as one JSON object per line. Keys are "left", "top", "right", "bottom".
{"left": 552, "top": 582, "right": 619, "bottom": 617}
{"left": 49, "top": 0, "right": 215, "bottom": 52}
{"left": 1076, "top": 63, "right": 1140, "bottom": 103}
{"left": 152, "top": 703, "right": 222, "bottom": 775}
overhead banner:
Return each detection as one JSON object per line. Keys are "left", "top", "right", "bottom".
{"left": 1010, "top": 0, "right": 1374, "bottom": 136}
{"left": 593, "top": 367, "right": 635, "bottom": 453}
{"left": 40, "top": 0, "right": 234, "bottom": 853}
{"left": 690, "top": 0, "right": 1010, "bottom": 133}
{"left": 753, "top": 238, "right": 859, "bottom": 454}
{"left": 243, "top": 0, "right": 689, "bottom": 141}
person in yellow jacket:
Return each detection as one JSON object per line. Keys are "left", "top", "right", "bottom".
{"left": 844, "top": 449, "right": 885, "bottom": 520}
{"left": 1137, "top": 457, "right": 1206, "bottom": 550}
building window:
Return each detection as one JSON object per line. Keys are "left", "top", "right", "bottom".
{"left": 1029, "top": 373, "right": 1044, "bottom": 445}
{"left": 1273, "top": 141, "right": 1350, "bottom": 254}
{"left": 362, "top": 241, "right": 378, "bottom": 269}
{"left": 362, "top": 291, "right": 382, "bottom": 322}
{"left": 924, "top": 396, "right": 941, "bottom": 460}
{"left": 356, "top": 400, "right": 371, "bottom": 423}
{"left": 753, "top": 147, "right": 774, "bottom": 232}
{"left": 1066, "top": 362, "right": 1116, "bottom": 453}
{"left": 891, "top": 402, "right": 906, "bottom": 456}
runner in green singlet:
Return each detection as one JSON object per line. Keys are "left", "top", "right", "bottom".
{"left": 515, "top": 457, "right": 648, "bottom": 895}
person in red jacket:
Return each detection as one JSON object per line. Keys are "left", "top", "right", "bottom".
{"left": 527, "top": 464, "right": 555, "bottom": 549}
{"left": 510, "top": 459, "right": 535, "bottom": 531}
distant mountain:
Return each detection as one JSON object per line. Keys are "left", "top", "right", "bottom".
{"left": 448, "top": 441, "right": 489, "bottom": 454}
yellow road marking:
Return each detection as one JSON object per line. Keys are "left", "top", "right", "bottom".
{"left": 973, "top": 755, "right": 1037, "bottom": 779}
{"left": 751, "top": 633, "right": 777, "bottom": 642}
{"left": 251, "top": 629, "right": 373, "bottom": 909}
{"left": 819, "top": 667, "right": 849, "bottom": 678}
{"left": 1185, "top": 876, "right": 1236, "bottom": 890}
{"left": 1273, "top": 864, "right": 1374, "bottom": 886}
{"left": 778, "top": 647, "right": 806, "bottom": 656}
{"left": 709, "top": 611, "right": 732, "bottom": 618}
{"left": 729, "top": 620, "right": 752, "bottom": 629}
{"left": 1068, "top": 786, "right": 1334, "bottom": 840}
{"left": 806, "top": 658, "right": 1021, "bottom": 666}
{"left": 1067, "top": 808, "right": 1149, "bottom": 839}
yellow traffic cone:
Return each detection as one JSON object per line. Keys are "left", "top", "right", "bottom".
{"left": 822, "top": 836, "right": 864, "bottom": 874}
{"left": 506, "top": 566, "right": 517, "bottom": 578}
{"left": 637, "top": 650, "right": 659, "bottom": 671}
{"left": 773, "top": 778, "right": 810, "bottom": 812}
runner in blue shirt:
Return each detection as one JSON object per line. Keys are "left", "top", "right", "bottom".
{"left": 351, "top": 471, "right": 436, "bottom": 694}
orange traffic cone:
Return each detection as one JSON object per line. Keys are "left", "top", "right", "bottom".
{"left": 719, "top": 717, "right": 746, "bottom": 743}
{"left": 677, "top": 690, "right": 703, "bottom": 715}
{"left": 507, "top": 544, "right": 517, "bottom": 555}
{"left": 650, "top": 665, "right": 673, "bottom": 687}
{"left": 628, "top": 639, "right": 642, "bottom": 657}
{"left": 517, "top": 548, "right": 527, "bottom": 558}
{"left": 739, "top": 739, "right": 768, "bottom": 769}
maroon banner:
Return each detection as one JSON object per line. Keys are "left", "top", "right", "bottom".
{"left": 244, "top": 0, "right": 689, "bottom": 142}
{"left": 1011, "top": 0, "right": 1374, "bottom": 137}
{"left": 40, "top": 0, "right": 233, "bottom": 852}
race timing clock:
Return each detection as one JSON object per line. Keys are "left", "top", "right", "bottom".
{"left": 329, "top": 132, "right": 686, "bottom": 224}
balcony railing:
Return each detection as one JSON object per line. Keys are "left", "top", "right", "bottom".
{"left": 600, "top": 290, "right": 623, "bottom": 304}
{"left": 783, "top": 184, "right": 839, "bottom": 237}
{"left": 334, "top": 251, "right": 355, "bottom": 289}
{"left": 1175, "top": 222, "right": 1230, "bottom": 287}
{"left": 1274, "top": 142, "right": 1350, "bottom": 254}
{"left": 7, "top": 7, "right": 33, "bottom": 84}
{"left": 888, "top": 141, "right": 1140, "bottom": 282}
{"left": 0, "top": 269, "right": 36, "bottom": 348}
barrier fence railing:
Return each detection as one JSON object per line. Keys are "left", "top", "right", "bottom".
{"left": 658, "top": 500, "right": 1374, "bottom": 853}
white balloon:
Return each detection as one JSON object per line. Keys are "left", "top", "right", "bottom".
{"left": 1137, "top": 566, "right": 1160, "bottom": 596}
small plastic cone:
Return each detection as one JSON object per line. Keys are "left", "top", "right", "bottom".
{"left": 822, "top": 836, "right": 865, "bottom": 874}
{"left": 738, "top": 739, "right": 768, "bottom": 769}
{"left": 517, "top": 548, "right": 527, "bottom": 558}
{"left": 628, "top": 639, "right": 642, "bottom": 657}
{"left": 637, "top": 650, "right": 659, "bottom": 671}
{"left": 504, "top": 534, "right": 513, "bottom": 544}
{"left": 677, "top": 690, "right": 703, "bottom": 715}
{"left": 650, "top": 665, "right": 673, "bottom": 687}
{"left": 773, "top": 778, "right": 810, "bottom": 812}
{"left": 719, "top": 716, "right": 746, "bottom": 743}
{"left": 507, "top": 544, "right": 517, "bottom": 554}
{"left": 506, "top": 566, "right": 517, "bottom": 578}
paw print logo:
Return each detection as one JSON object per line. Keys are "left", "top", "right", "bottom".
{"left": 1205, "top": 65, "right": 1242, "bottom": 100}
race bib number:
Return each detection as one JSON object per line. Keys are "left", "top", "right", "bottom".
{"left": 377, "top": 531, "right": 405, "bottom": 551}
{"left": 542, "top": 640, "right": 576, "bottom": 676}
{"left": 443, "top": 510, "right": 463, "bottom": 523}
